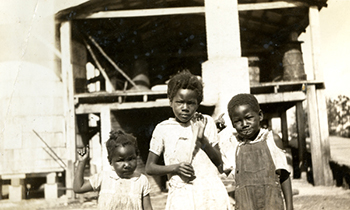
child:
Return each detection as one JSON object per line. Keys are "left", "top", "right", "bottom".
{"left": 225, "top": 93, "right": 293, "bottom": 210}
{"left": 145, "top": 70, "right": 231, "bottom": 210}
{"left": 73, "top": 130, "right": 153, "bottom": 210}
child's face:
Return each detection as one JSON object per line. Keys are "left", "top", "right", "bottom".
{"left": 170, "top": 89, "right": 199, "bottom": 123}
{"left": 230, "top": 104, "right": 263, "bottom": 140}
{"left": 110, "top": 145, "right": 137, "bottom": 178}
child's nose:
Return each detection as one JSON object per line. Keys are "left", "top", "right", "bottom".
{"left": 124, "top": 162, "right": 131, "bottom": 168}
{"left": 182, "top": 103, "right": 189, "bottom": 110}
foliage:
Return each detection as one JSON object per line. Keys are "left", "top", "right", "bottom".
{"left": 327, "top": 95, "right": 350, "bottom": 137}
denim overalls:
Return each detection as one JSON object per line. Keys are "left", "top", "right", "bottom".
{"left": 235, "top": 135, "right": 284, "bottom": 210}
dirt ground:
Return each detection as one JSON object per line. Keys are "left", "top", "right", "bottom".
{"left": 1, "top": 178, "right": 350, "bottom": 210}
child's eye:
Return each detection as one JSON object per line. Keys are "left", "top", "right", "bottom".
{"left": 233, "top": 120, "right": 241, "bottom": 126}
{"left": 126, "top": 156, "right": 136, "bottom": 161}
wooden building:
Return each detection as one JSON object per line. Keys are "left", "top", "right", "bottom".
{"left": 0, "top": 0, "right": 331, "bottom": 201}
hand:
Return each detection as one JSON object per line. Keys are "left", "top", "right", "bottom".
{"left": 175, "top": 162, "right": 196, "bottom": 182}
{"left": 77, "top": 145, "right": 89, "bottom": 162}
{"left": 192, "top": 112, "right": 207, "bottom": 141}
{"left": 215, "top": 113, "right": 226, "bottom": 132}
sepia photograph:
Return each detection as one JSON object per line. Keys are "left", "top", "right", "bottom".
{"left": 0, "top": 0, "right": 349, "bottom": 209}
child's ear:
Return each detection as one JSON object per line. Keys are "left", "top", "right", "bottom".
{"left": 258, "top": 110, "right": 264, "bottom": 121}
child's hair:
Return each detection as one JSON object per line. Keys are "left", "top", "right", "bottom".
{"left": 106, "top": 130, "right": 139, "bottom": 164}
{"left": 228, "top": 93, "right": 260, "bottom": 119}
{"left": 167, "top": 69, "right": 203, "bottom": 103}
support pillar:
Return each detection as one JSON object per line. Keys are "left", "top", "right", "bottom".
{"left": 202, "top": 58, "right": 250, "bottom": 119}
{"left": 100, "top": 106, "right": 111, "bottom": 171}
{"left": 203, "top": 0, "right": 249, "bottom": 121}
{"left": 280, "top": 111, "right": 289, "bottom": 148}
{"left": 60, "top": 21, "right": 76, "bottom": 198}
{"left": 9, "top": 179, "right": 25, "bottom": 201}
{"left": 8, "top": 174, "right": 26, "bottom": 202}
{"left": 307, "top": 6, "right": 332, "bottom": 186}
{"left": 296, "top": 102, "right": 307, "bottom": 179}
{"left": 44, "top": 172, "right": 58, "bottom": 200}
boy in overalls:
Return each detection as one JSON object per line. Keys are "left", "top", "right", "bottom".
{"left": 226, "top": 93, "right": 293, "bottom": 210}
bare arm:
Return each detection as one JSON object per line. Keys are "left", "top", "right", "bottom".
{"left": 73, "top": 147, "right": 93, "bottom": 193}
{"left": 199, "top": 137, "right": 223, "bottom": 168}
{"left": 196, "top": 115, "right": 223, "bottom": 169}
{"left": 145, "top": 152, "right": 195, "bottom": 179}
{"left": 142, "top": 194, "right": 153, "bottom": 210}
{"left": 280, "top": 169, "right": 294, "bottom": 210}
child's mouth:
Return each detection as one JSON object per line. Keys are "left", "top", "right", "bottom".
{"left": 242, "top": 129, "right": 251, "bottom": 136}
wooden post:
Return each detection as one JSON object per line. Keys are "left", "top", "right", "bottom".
{"left": 307, "top": 6, "right": 333, "bottom": 186}
{"left": 296, "top": 102, "right": 307, "bottom": 178}
{"left": 60, "top": 21, "right": 76, "bottom": 197}
{"left": 280, "top": 111, "right": 289, "bottom": 148}
{"left": 100, "top": 106, "right": 111, "bottom": 170}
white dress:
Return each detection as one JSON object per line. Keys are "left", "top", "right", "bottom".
{"left": 89, "top": 170, "right": 150, "bottom": 210}
{"left": 149, "top": 115, "right": 231, "bottom": 210}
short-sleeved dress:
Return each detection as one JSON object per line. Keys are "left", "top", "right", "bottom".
{"left": 89, "top": 170, "right": 150, "bottom": 210}
{"left": 149, "top": 115, "right": 231, "bottom": 210}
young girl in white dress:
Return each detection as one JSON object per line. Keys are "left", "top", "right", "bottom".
{"left": 73, "top": 130, "right": 153, "bottom": 210}
{"left": 145, "top": 70, "right": 230, "bottom": 210}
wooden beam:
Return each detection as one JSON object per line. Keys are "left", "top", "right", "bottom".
{"left": 60, "top": 21, "right": 75, "bottom": 199}
{"left": 255, "top": 91, "right": 306, "bottom": 104}
{"left": 74, "top": 2, "right": 308, "bottom": 19}
{"left": 80, "top": 7, "right": 206, "bottom": 19}
{"left": 296, "top": 101, "right": 307, "bottom": 176}
{"left": 280, "top": 111, "right": 289, "bottom": 148}
{"left": 307, "top": 6, "right": 332, "bottom": 186}
{"left": 309, "top": 6, "right": 323, "bottom": 81}
{"left": 100, "top": 106, "right": 111, "bottom": 170}
{"left": 75, "top": 100, "right": 170, "bottom": 114}
{"left": 88, "top": 36, "right": 138, "bottom": 89}
{"left": 75, "top": 90, "right": 167, "bottom": 98}
{"left": 84, "top": 40, "right": 115, "bottom": 92}
{"left": 238, "top": 1, "right": 308, "bottom": 11}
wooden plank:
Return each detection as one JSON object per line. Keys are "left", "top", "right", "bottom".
{"left": 60, "top": 21, "right": 75, "bottom": 199}
{"left": 81, "top": 7, "right": 205, "bottom": 19}
{"left": 75, "top": 90, "right": 167, "bottom": 98}
{"left": 250, "top": 80, "right": 324, "bottom": 88}
{"left": 255, "top": 91, "right": 306, "bottom": 104}
{"left": 76, "top": 2, "right": 307, "bottom": 19}
{"left": 316, "top": 89, "right": 333, "bottom": 186}
{"left": 306, "top": 85, "right": 324, "bottom": 185}
{"left": 238, "top": 1, "right": 308, "bottom": 11}
{"left": 308, "top": 6, "right": 332, "bottom": 186}
{"left": 75, "top": 100, "right": 170, "bottom": 114}
{"left": 1, "top": 174, "right": 26, "bottom": 180}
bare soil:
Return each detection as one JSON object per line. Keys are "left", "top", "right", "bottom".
{"left": 1, "top": 178, "right": 350, "bottom": 210}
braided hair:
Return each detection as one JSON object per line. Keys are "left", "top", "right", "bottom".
{"left": 106, "top": 130, "right": 139, "bottom": 164}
